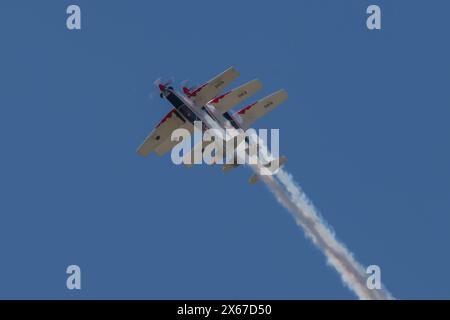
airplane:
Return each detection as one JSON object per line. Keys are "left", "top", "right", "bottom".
{"left": 137, "top": 67, "right": 288, "bottom": 184}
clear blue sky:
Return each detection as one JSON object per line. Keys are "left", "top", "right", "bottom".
{"left": 0, "top": 0, "right": 449, "bottom": 299}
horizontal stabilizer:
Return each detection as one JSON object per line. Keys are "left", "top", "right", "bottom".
{"left": 222, "top": 163, "right": 240, "bottom": 173}
{"left": 248, "top": 174, "right": 259, "bottom": 185}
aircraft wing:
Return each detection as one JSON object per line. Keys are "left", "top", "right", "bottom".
{"left": 154, "top": 122, "right": 194, "bottom": 156}
{"left": 137, "top": 109, "right": 186, "bottom": 157}
{"left": 234, "top": 90, "right": 288, "bottom": 129}
{"left": 189, "top": 67, "right": 240, "bottom": 107}
{"left": 207, "top": 79, "right": 262, "bottom": 114}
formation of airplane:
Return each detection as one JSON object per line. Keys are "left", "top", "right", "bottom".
{"left": 137, "top": 67, "right": 288, "bottom": 184}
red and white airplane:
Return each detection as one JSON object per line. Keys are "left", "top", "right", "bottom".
{"left": 137, "top": 67, "right": 288, "bottom": 184}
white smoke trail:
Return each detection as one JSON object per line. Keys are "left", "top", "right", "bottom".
{"left": 201, "top": 114, "right": 393, "bottom": 299}
{"left": 254, "top": 166, "right": 394, "bottom": 300}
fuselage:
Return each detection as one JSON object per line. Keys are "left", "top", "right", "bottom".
{"left": 162, "top": 87, "right": 201, "bottom": 124}
{"left": 161, "top": 87, "right": 241, "bottom": 133}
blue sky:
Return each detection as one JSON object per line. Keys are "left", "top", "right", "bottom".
{"left": 0, "top": 0, "right": 449, "bottom": 299}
